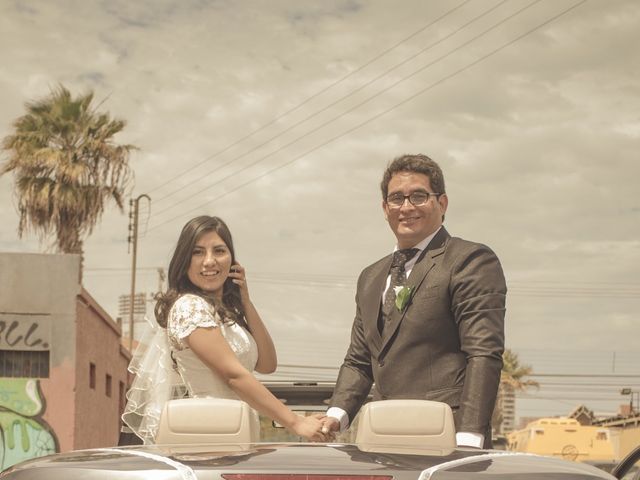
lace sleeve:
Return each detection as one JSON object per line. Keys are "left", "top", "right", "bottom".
{"left": 167, "top": 294, "right": 220, "bottom": 350}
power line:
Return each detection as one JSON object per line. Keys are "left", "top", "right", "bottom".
{"left": 147, "top": 0, "right": 587, "bottom": 232}
{"left": 83, "top": 266, "right": 637, "bottom": 298}
{"left": 144, "top": 0, "right": 473, "bottom": 198}
{"left": 511, "top": 280, "right": 640, "bottom": 287}
{"left": 84, "top": 275, "right": 636, "bottom": 298}
{"left": 149, "top": 0, "right": 538, "bottom": 223}
{"left": 138, "top": 200, "right": 152, "bottom": 238}
{"left": 85, "top": 267, "right": 161, "bottom": 271}
{"left": 82, "top": 267, "right": 640, "bottom": 289}
{"left": 535, "top": 384, "right": 640, "bottom": 389}
{"left": 529, "top": 373, "right": 640, "bottom": 378}
{"left": 261, "top": 364, "right": 639, "bottom": 377}
{"left": 150, "top": 0, "right": 507, "bottom": 210}
{"left": 84, "top": 271, "right": 159, "bottom": 277}
{"left": 508, "top": 291, "right": 639, "bottom": 298}
{"left": 277, "top": 363, "right": 339, "bottom": 370}
{"left": 517, "top": 395, "right": 630, "bottom": 401}
{"left": 510, "top": 286, "right": 640, "bottom": 293}
{"left": 518, "top": 349, "right": 640, "bottom": 356}
{"left": 532, "top": 383, "right": 640, "bottom": 388}
{"left": 251, "top": 278, "right": 352, "bottom": 289}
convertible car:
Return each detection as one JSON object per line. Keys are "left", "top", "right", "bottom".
{"left": 1, "top": 399, "right": 639, "bottom": 479}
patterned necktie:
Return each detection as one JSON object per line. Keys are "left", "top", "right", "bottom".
{"left": 381, "top": 248, "right": 420, "bottom": 328}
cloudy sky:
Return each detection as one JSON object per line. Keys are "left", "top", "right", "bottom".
{"left": 1, "top": 0, "right": 639, "bottom": 421}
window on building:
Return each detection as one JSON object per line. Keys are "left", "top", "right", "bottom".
{"left": 105, "top": 374, "right": 112, "bottom": 397}
{"left": 90, "top": 362, "right": 96, "bottom": 389}
{"left": 119, "top": 381, "right": 126, "bottom": 414}
{"left": 0, "top": 350, "right": 50, "bottom": 378}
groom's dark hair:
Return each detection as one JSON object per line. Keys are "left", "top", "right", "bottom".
{"left": 380, "top": 153, "right": 446, "bottom": 200}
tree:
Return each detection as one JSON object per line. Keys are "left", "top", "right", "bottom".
{"left": 492, "top": 348, "right": 539, "bottom": 434}
{"left": 1, "top": 85, "right": 135, "bottom": 255}
{"left": 501, "top": 349, "right": 540, "bottom": 391}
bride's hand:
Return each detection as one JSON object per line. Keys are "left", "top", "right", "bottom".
{"left": 229, "top": 264, "right": 250, "bottom": 304}
{"left": 290, "top": 414, "right": 328, "bottom": 442}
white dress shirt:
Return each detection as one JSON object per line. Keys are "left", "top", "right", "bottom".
{"left": 327, "top": 227, "right": 485, "bottom": 448}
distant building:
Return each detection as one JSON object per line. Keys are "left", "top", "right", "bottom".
{"left": 593, "top": 406, "right": 640, "bottom": 460}
{"left": 569, "top": 404, "right": 595, "bottom": 426}
{"left": 507, "top": 417, "right": 615, "bottom": 463}
{"left": 118, "top": 292, "right": 150, "bottom": 344}
{"left": 497, "top": 383, "right": 516, "bottom": 433}
{"left": 517, "top": 416, "right": 541, "bottom": 430}
{"left": 618, "top": 404, "right": 634, "bottom": 417}
{"left": 0, "top": 253, "right": 130, "bottom": 470}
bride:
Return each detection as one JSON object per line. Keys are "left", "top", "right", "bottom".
{"left": 122, "top": 215, "right": 326, "bottom": 443}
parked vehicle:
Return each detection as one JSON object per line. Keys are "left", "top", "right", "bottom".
{"left": 2, "top": 399, "right": 638, "bottom": 479}
{"left": 507, "top": 417, "right": 616, "bottom": 462}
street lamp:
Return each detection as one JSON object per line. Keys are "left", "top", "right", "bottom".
{"left": 128, "top": 193, "right": 151, "bottom": 352}
{"left": 620, "top": 388, "right": 639, "bottom": 414}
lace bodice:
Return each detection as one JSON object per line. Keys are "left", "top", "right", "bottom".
{"left": 167, "top": 294, "right": 258, "bottom": 399}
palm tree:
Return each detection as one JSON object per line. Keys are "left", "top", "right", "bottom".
{"left": 1, "top": 85, "right": 135, "bottom": 255}
{"left": 501, "top": 349, "right": 539, "bottom": 390}
{"left": 492, "top": 349, "right": 539, "bottom": 434}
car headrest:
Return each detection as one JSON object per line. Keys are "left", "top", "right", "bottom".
{"left": 355, "top": 400, "right": 456, "bottom": 448}
{"left": 156, "top": 398, "right": 259, "bottom": 445}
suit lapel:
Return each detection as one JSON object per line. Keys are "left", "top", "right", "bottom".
{"left": 380, "top": 228, "right": 450, "bottom": 353}
{"left": 361, "top": 255, "right": 392, "bottom": 354}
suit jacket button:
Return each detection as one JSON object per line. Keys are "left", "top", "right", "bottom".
{"left": 378, "top": 361, "right": 384, "bottom": 367}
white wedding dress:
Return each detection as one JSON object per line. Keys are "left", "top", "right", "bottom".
{"left": 167, "top": 294, "right": 258, "bottom": 399}
{"left": 122, "top": 293, "right": 258, "bottom": 444}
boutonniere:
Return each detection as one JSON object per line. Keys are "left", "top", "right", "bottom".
{"left": 394, "top": 285, "right": 414, "bottom": 312}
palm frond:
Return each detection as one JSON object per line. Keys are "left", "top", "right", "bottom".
{"left": 0, "top": 84, "right": 135, "bottom": 254}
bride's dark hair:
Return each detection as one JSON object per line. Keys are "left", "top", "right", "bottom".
{"left": 154, "top": 215, "right": 247, "bottom": 330}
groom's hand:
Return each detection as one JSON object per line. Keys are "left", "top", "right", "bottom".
{"left": 320, "top": 416, "right": 339, "bottom": 441}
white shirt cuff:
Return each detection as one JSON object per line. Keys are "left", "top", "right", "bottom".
{"left": 326, "top": 407, "right": 349, "bottom": 432}
{"left": 456, "top": 431, "right": 484, "bottom": 448}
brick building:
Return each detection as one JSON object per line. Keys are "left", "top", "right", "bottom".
{"left": 0, "top": 252, "right": 130, "bottom": 470}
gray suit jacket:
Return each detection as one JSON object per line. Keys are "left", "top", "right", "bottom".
{"left": 331, "top": 227, "right": 506, "bottom": 443}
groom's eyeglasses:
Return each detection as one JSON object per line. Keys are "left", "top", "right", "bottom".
{"left": 386, "top": 191, "right": 443, "bottom": 208}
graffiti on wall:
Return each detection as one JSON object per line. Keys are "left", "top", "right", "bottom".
{"left": 0, "top": 319, "right": 50, "bottom": 349}
{"left": 0, "top": 378, "right": 58, "bottom": 470}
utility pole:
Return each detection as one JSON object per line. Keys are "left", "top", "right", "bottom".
{"left": 157, "top": 267, "right": 166, "bottom": 294}
{"left": 127, "top": 194, "right": 150, "bottom": 352}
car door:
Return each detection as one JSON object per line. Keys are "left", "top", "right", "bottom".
{"left": 613, "top": 446, "right": 640, "bottom": 479}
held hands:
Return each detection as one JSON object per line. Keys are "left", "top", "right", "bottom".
{"left": 290, "top": 414, "right": 331, "bottom": 442}
{"left": 227, "top": 265, "right": 337, "bottom": 444}
{"left": 319, "top": 416, "right": 339, "bottom": 441}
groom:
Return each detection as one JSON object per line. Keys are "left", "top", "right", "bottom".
{"left": 324, "top": 154, "right": 506, "bottom": 448}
